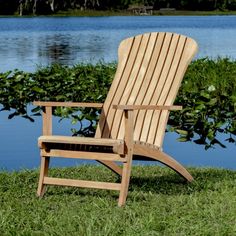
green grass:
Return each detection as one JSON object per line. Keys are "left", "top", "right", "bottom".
{"left": 1, "top": 165, "right": 236, "bottom": 235}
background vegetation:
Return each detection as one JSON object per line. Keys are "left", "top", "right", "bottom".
{"left": 0, "top": 58, "right": 235, "bottom": 149}
{"left": 1, "top": 0, "right": 236, "bottom": 15}
{"left": 1, "top": 166, "right": 236, "bottom": 235}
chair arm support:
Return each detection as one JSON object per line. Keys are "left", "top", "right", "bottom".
{"left": 113, "top": 104, "right": 182, "bottom": 111}
{"left": 34, "top": 101, "right": 103, "bottom": 136}
{"left": 33, "top": 101, "right": 103, "bottom": 108}
{"left": 116, "top": 105, "right": 182, "bottom": 153}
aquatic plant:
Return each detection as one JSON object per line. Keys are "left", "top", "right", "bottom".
{"left": 0, "top": 58, "right": 235, "bottom": 149}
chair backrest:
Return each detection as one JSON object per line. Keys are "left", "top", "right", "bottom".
{"left": 95, "top": 32, "right": 198, "bottom": 148}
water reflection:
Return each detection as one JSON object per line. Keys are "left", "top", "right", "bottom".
{"left": 32, "top": 33, "right": 108, "bottom": 68}
{"left": 0, "top": 108, "right": 235, "bottom": 171}
{"left": 38, "top": 34, "right": 75, "bottom": 65}
{"left": 0, "top": 31, "right": 112, "bottom": 71}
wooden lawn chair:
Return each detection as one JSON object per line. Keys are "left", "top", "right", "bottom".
{"left": 34, "top": 32, "right": 198, "bottom": 206}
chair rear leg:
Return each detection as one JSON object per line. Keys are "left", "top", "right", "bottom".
{"left": 37, "top": 156, "right": 50, "bottom": 197}
{"left": 98, "top": 160, "right": 122, "bottom": 176}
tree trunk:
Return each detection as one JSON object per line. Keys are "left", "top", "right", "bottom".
{"left": 33, "top": 0, "right": 37, "bottom": 14}
{"left": 50, "top": 0, "right": 55, "bottom": 12}
{"left": 84, "top": 0, "right": 87, "bottom": 9}
{"left": 19, "top": 0, "right": 23, "bottom": 16}
{"left": 214, "top": 0, "right": 218, "bottom": 9}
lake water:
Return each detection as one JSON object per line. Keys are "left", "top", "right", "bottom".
{"left": 1, "top": 16, "right": 236, "bottom": 71}
{"left": 0, "top": 16, "right": 235, "bottom": 171}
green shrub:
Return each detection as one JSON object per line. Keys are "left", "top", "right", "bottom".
{"left": 0, "top": 58, "right": 235, "bottom": 148}
{"left": 169, "top": 58, "right": 236, "bottom": 149}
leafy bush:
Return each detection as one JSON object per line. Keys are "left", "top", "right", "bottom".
{"left": 169, "top": 58, "right": 236, "bottom": 149}
{"left": 0, "top": 58, "right": 235, "bottom": 148}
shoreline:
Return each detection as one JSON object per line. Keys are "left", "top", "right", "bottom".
{"left": 1, "top": 10, "right": 236, "bottom": 17}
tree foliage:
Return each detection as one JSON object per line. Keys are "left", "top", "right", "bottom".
{"left": 1, "top": 0, "right": 236, "bottom": 15}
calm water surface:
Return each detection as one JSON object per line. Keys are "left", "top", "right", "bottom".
{"left": 1, "top": 109, "right": 235, "bottom": 171}
{"left": 0, "top": 16, "right": 235, "bottom": 170}
{"left": 1, "top": 16, "right": 236, "bottom": 71}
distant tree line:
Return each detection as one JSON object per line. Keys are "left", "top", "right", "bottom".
{"left": 1, "top": 0, "right": 236, "bottom": 15}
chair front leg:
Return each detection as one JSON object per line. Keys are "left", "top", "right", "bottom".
{"left": 37, "top": 106, "right": 52, "bottom": 197}
{"left": 37, "top": 156, "right": 50, "bottom": 196}
{"left": 118, "top": 110, "right": 134, "bottom": 206}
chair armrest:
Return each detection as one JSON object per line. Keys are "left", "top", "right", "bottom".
{"left": 34, "top": 101, "right": 103, "bottom": 136}
{"left": 113, "top": 104, "right": 182, "bottom": 111}
{"left": 33, "top": 101, "right": 103, "bottom": 108}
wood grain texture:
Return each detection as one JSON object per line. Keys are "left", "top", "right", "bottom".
{"left": 33, "top": 101, "right": 103, "bottom": 108}
{"left": 44, "top": 177, "right": 121, "bottom": 191}
{"left": 96, "top": 32, "right": 197, "bottom": 148}
{"left": 113, "top": 105, "right": 182, "bottom": 110}
{"left": 38, "top": 135, "right": 124, "bottom": 148}
{"left": 41, "top": 149, "right": 127, "bottom": 162}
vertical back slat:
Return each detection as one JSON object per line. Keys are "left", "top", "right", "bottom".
{"left": 95, "top": 36, "right": 135, "bottom": 138}
{"left": 147, "top": 34, "right": 184, "bottom": 145}
{"left": 153, "top": 35, "right": 188, "bottom": 146}
{"left": 133, "top": 32, "right": 165, "bottom": 141}
{"left": 95, "top": 32, "right": 198, "bottom": 149}
{"left": 139, "top": 33, "right": 174, "bottom": 142}
{"left": 100, "top": 35, "right": 143, "bottom": 138}
{"left": 111, "top": 33, "right": 151, "bottom": 139}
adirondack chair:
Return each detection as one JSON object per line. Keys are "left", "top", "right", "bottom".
{"left": 34, "top": 32, "right": 198, "bottom": 206}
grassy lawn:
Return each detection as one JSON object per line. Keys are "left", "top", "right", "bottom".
{"left": 1, "top": 165, "right": 236, "bottom": 235}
